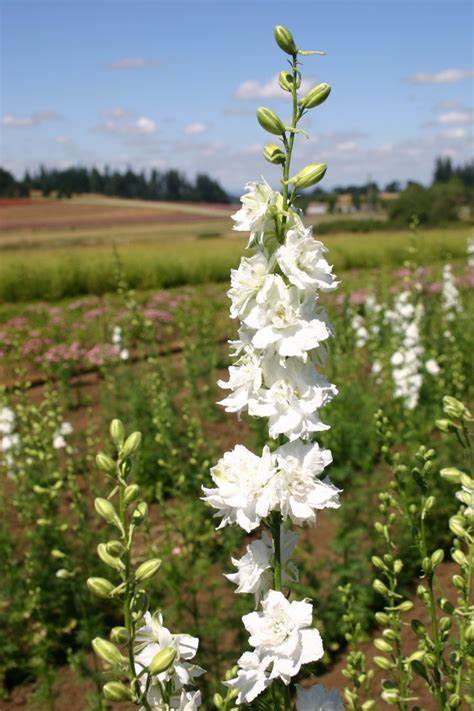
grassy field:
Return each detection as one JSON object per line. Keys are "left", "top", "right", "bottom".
{"left": 0, "top": 197, "right": 471, "bottom": 302}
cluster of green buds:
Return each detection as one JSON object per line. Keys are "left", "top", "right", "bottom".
{"left": 87, "top": 420, "right": 163, "bottom": 707}
{"left": 213, "top": 667, "right": 239, "bottom": 710}
{"left": 338, "top": 584, "right": 375, "bottom": 711}
{"left": 257, "top": 24, "right": 330, "bottom": 194}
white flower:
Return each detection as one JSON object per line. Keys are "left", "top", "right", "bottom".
{"left": 120, "top": 348, "right": 130, "bottom": 361}
{"left": 228, "top": 252, "right": 272, "bottom": 320}
{"left": 243, "top": 275, "right": 332, "bottom": 358}
{"left": 271, "top": 440, "right": 340, "bottom": 525}
{"left": 250, "top": 358, "right": 337, "bottom": 440}
{"left": 225, "top": 528, "right": 298, "bottom": 602}
{"left": 425, "top": 358, "right": 440, "bottom": 376}
{"left": 296, "top": 684, "right": 344, "bottom": 710}
{"left": 0, "top": 407, "right": 16, "bottom": 435}
{"left": 442, "top": 264, "right": 460, "bottom": 320}
{"left": 276, "top": 226, "right": 338, "bottom": 293}
{"left": 456, "top": 484, "right": 474, "bottom": 516}
{"left": 1, "top": 432, "right": 20, "bottom": 452}
{"left": 135, "top": 612, "right": 204, "bottom": 691}
{"left": 224, "top": 651, "right": 271, "bottom": 704}
{"left": 202, "top": 445, "right": 276, "bottom": 532}
{"left": 112, "top": 325, "right": 122, "bottom": 345}
{"left": 144, "top": 686, "right": 202, "bottom": 710}
{"left": 218, "top": 347, "right": 263, "bottom": 414}
{"left": 242, "top": 590, "right": 324, "bottom": 684}
{"left": 372, "top": 360, "right": 382, "bottom": 375}
{"left": 52, "top": 421, "right": 73, "bottom": 450}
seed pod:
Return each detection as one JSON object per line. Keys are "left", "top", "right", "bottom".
{"left": 96, "top": 453, "right": 116, "bottom": 475}
{"left": 256, "top": 107, "right": 286, "bottom": 136}
{"left": 135, "top": 558, "right": 162, "bottom": 582}
{"left": 124, "top": 484, "right": 140, "bottom": 505}
{"left": 301, "top": 82, "right": 331, "bottom": 109}
{"left": 110, "top": 626, "right": 129, "bottom": 644}
{"left": 263, "top": 143, "right": 286, "bottom": 165}
{"left": 273, "top": 25, "right": 297, "bottom": 55}
{"left": 103, "top": 681, "right": 132, "bottom": 702}
{"left": 122, "top": 431, "right": 142, "bottom": 458}
{"left": 92, "top": 638, "right": 127, "bottom": 666}
{"left": 87, "top": 577, "right": 115, "bottom": 598}
{"left": 148, "top": 646, "right": 177, "bottom": 675}
{"left": 288, "top": 162, "right": 327, "bottom": 189}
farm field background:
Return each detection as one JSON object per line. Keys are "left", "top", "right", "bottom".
{"left": 0, "top": 194, "right": 473, "bottom": 708}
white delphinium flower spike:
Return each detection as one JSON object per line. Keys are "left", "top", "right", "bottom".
{"left": 53, "top": 421, "right": 73, "bottom": 450}
{"left": 276, "top": 225, "right": 338, "bottom": 293}
{"left": 441, "top": 264, "right": 460, "bottom": 321}
{"left": 0, "top": 406, "right": 16, "bottom": 435}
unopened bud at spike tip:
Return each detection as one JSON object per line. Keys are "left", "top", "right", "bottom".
{"left": 110, "top": 419, "right": 125, "bottom": 446}
{"left": 148, "top": 646, "right": 177, "bottom": 675}
{"left": 121, "top": 431, "right": 141, "bottom": 458}
{"left": 301, "top": 82, "right": 331, "bottom": 109}
{"left": 273, "top": 25, "right": 297, "bottom": 55}
{"left": 256, "top": 107, "right": 286, "bottom": 136}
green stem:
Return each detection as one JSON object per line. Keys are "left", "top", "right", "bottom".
{"left": 281, "top": 53, "right": 301, "bottom": 230}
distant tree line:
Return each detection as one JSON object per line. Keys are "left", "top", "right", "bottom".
{"left": 0, "top": 165, "right": 230, "bottom": 203}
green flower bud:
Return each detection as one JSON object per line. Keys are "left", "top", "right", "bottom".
{"left": 431, "top": 549, "right": 444, "bottom": 568}
{"left": 396, "top": 600, "right": 414, "bottom": 613}
{"left": 263, "top": 143, "right": 286, "bottom": 165}
{"left": 132, "top": 501, "right": 148, "bottom": 525}
{"left": 96, "top": 452, "right": 116, "bottom": 475}
{"left": 278, "top": 70, "right": 301, "bottom": 92}
{"left": 361, "top": 702, "right": 375, "bottom": 711}
{"left": 135, "top": 558, "right": 162, "bottom": 582}
{"left": 87, "top": 577, "right": 115, "bottom": 599}
{"left": 110, "top": 419, "right": 125, "bottom": 446}
{"left": 452, "top": 574, "right": 464, "bottom": 589}
{"left": 465, "top": 624, "right": 474, "bottom": 642}
{"left": 121, "top": 431, "right": 142, "bottom": 458}
{"left": 452, "top": 549, "right": 468, "bottom": 567}
{"left": 273, "top": 25, "right": 297, "bottom": 55}
{"left": 374, "top": 638, "right": 393, "bottom": 653}
{"left": 124, "top": 484, "right": 140, "bottom": 505}
{"left": 110, "top": 626, "right": 129, "bottom": 644}
{"left": 374, "top": 656, "right": 392, "bottom": 670}
{"left": 92, "top": 638, "right": 127, "bottom": 666}
{"left": 436, "top": 418, "right": 456, "bottom": 433}
{"left": 449, "top": 515, "right": 467, "bottom": 538}
{"left": 443, "top": 396, "right": 471, "bottom": 420}
{"left": 394, "top": 559, "right": 403, "bottom": 574}
{"left": 301, "top": 82, "right": 331, "bottom": 109}
{"left": 373, "top": 579, "right": 389, "bottom": 596}
{"left": 440, "top": 467, "right": 463, "bottom": 483}
{"left": 106, "top": 540, "right": 124, "bottom": 556}
{"left": 371, "top": 556, "right": 386, "bottom": 570}
{"left": 94, "top": 498, "right": 119, "bottom": 526}
{"left": 375, "top": 612, "right": 390, "bottom": 626}
{"left": 288, "top": 162, "right": 327, "bottom": 189}
{"left": 256, "top": 107, "right": 286, "bottom": 136}
{"left": 97, "top": 543, "right": 124, "bottom": 571}
{"left": 213, "top": 693, "right": 224, "bottom": 708}
{"left": 381, "top": 688, "right": 400, "bottom": 704}
{"left": 102, "top": 681, "right": 132, "bottom": 702}
{"left": 148, "top": 646, "right": 177, "bottom": 675}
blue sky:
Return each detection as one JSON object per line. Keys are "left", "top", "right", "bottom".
{"left": 1, "top": 0, "right": 473, "bottom": 192}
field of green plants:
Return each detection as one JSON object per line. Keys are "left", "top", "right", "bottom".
{"left": 0, "top": 218, "right": 473, "bottom": 708}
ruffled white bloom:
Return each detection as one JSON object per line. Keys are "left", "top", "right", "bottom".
{"left": 228, "top": 252, "right": 272, "bottom": 320}
{"left": 242, "top": 590, "right": 323, "bottom": 684}
{"left": 217, "top": 347, "right": 263, "bottom": 414}
{"left": 0, "top": 407, "right": 16, "bottom": 435}
{"left": 296, "top": 684, "right": 344, "bottom": 710}
{"left": 144, "top": 686, "right": 202, "bottom": 710}
{"left": 271, "top": 440, "right": 340, "bottom": 525}
{"left": 243, "top": 275, "right": 332, "bottom": 358}
{"left": 53, "top": 421, "right": 73, "bottom": 450}
{"left": 276, "top": 226, "right": 338, "bottom": 293}
{"left": 225, "top": 528, "right": 298, "bottom": 603}
{"left": 425, "top": 358, "right": 440, "bottom": 376}
{"left": 223, "top": 651, "right": 271, "bottom": 704}
{"left": 202, "top": 445, "right": 276, "bottom": 532}
{"left": 250, "top": 358, "right": 337, "bottom": 440}
{"left": 135, "top": 612, "right": 204, "bottom": 692}
{"left": 442, "top": 264, "right": 460, "bottom": 321}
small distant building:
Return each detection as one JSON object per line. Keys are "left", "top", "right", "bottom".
{"left": 335, "top": 193, "right": 355, "bottom": 214}
{"left": 379, "top": 191, "right": 399, "bottom": 202}
{"left": 306, "top": 201, "right": 329, "bottom": 216}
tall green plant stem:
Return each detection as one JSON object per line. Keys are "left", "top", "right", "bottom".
{"left": 281, "top": 53, "right": 301, "bottom": 220}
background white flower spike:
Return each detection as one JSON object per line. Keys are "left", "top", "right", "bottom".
{"left": 296, "top": 683, "right": 345, "bottom": 710}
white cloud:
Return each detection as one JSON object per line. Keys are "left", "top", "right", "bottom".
{"left": 97, "top": 113, "right": 157, "bottom": 136}
{"left": 2, "top": 110, "right": 59, "bottom": 128}
{"left": 135, "top": 116, "right": 157, "bottom": 134}
{"left": 55, "top": 136, "right": 71, "bottom": 144}
{"left": 437, "top": 110, "right": 472, "bottom": 125}
{"left": 441, "top": 127, "right": 468, "bottom": 139}
{"left": 235, "top": 73, "right": 314, "bottom": 100}
{"left": 408, "top": 68, "right": 474, "bottom": 84}
{"left": 108, "top": 57, "right": 160, "bottom": 70}
{"left": 334, "top": 140, "right": 358, "bottom": 153}
{"left": 184, "top": 122, "right": 207, "bottom": 135}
